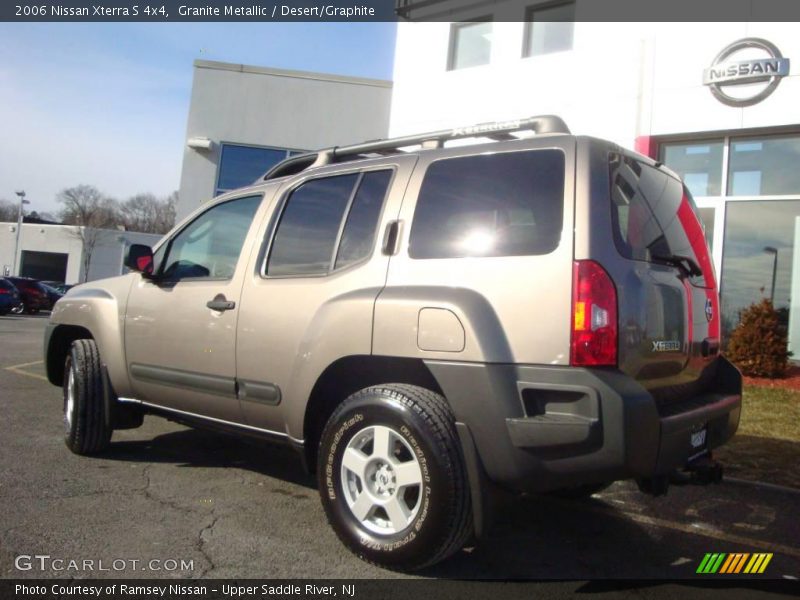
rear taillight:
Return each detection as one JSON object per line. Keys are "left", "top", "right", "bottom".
{"left": 0, "top": 289, "right": 8, "bottom": 294}
{"left": 571, "top": 260, "right": 618, "bottom": 366}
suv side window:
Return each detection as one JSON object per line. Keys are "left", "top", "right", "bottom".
{"left": 160, "top": 195, "right": 262, "bottom": 281}
{"left": 267, "top": 170, "right": 393, "bottom": 276}
{"left": 409, "top": 149, "right": 565, "bottom": 259}
{"left": 610, "top": 154, "right": 710, "bottom": 288}
{"left": 335, "top": 170, "right": 394, "bottom": 270}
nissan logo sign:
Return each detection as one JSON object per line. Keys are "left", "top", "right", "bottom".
{"left": 703, "top": 38, "right": 790, "bottom": 107}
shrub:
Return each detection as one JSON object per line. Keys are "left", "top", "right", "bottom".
{"left": 726, "top": 298, "right": 791, "bottom": 378}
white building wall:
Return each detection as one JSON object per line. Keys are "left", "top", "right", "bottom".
{"left": 0, "top": 222, "right": 162, "bottom": 284}
{"left": 390, "top": 22, "right": 800, "bottom": 145}
{"left": 177, "top": 61, "right": 393, "bottom": 220}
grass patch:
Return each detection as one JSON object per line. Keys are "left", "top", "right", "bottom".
{"left": 714, "top": 385, "right": 800, "bottom": 489}
{"left": 735, "top": 386, "right": 800, "bottom": 442}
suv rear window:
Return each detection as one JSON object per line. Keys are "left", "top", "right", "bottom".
{"left": 610, "top": 153, "right": 711, "bottom": 288}
{"left": 409, "top": 149, "right": 565, "bottom": 259}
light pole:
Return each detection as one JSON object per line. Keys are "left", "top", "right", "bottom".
{"left": 764, "top": 246, "right": 778, "bottom": 304}
{"left": 13, "top": 191, "right": 31, "bottom": 277}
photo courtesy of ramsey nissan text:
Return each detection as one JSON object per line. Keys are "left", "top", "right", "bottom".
{"left": 0, "top": 1, "right": 798, "bottom": 599}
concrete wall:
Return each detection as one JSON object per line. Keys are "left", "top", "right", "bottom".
{"left": 389, "top": 21, "right": 800, "bottom": 146}
{"left": 0, "top": 222, "right": 162, "bottom": 284}
{"left": 177, "top": 60, "right": 393, "bottom": 220}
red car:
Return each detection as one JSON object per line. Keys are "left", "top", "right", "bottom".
{"left": 6, "top": 277, "right": 48, "bottom": 314}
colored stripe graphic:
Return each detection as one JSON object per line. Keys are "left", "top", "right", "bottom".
{"left": 744, "top": 553, "right": 773, "bottom": 574}
{"left": 699, "top": 553, "right": 773, "bottom": 575}
{"left": 733, "top": 553, "right": 750, "bottom": 573}
{"left": 719, "top": 554, "right": 736, "bottom": 574}
{"left": 697, "top": 553, "right": 727, "bottom": 573}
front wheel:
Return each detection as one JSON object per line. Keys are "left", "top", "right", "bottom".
{"left": 63, "top": 339, "right": 112, "bottom": 455}
{"left": 317, "top": 384, "right": 472, "bottom": 570}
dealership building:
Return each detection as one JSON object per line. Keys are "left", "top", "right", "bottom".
{"left": 175, "top": 59, "right": 392, "bottom": 220}
{"left": 388, "top": 15, "right": 800, "bottom": 348}
{"left": 0, "top": 221, "right": 162, "bottom": 283}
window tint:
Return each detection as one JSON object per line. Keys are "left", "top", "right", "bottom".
{"left": 335, "top": 170, "right": 393, "bottom": 270}
{"left": 216, "top": 144, "right": 301, "bottom": 196}
{"left": 449, "top": 21, "right": 492, "bottom": 70}
{"left": 524, "top": 3, "right": 575, "bottom": 57}
{"left": 267, "top": 174, "right": 358, "bottom": 276}
{"left": 610, "top": 154, "right": 711, "bottom": 287}
{"left": 161, "top": 195, "right": 261, "bottom": 281}
{"left": 727, "top": 135, "right": 800, "bottom": 196}
{"left": 660, "top": 140, "right": 724, "bottom": 197}
{"left": 409, "top": 150, "right": 564, "bottom": 259}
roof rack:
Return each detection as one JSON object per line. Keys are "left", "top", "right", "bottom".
{"left": 262, "top": 115, "right": 570, "bottom": 181}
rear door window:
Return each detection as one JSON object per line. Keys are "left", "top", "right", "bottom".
{"left": 409, "top": 149, "right": 565, "bottom": 259}
{"left": 610, "top": 154, "right": 712, "bottom": 288}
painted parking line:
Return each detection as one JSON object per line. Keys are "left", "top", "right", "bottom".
{"left": 4, "top": 360, "right": 48, "bottom": 382}
{"left": 568, "top": 497, "right": 800, "bottom": 560}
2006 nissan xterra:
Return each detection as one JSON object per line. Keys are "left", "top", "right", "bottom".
{"left": 44, "top": 116, "right": 742, "bottom": 570}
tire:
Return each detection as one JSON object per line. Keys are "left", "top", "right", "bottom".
{"left": 11, "top": 303, "right": 24, "bottom": 315}
{"left": 63, "top": 339, "right": 112, "bottom": 455}
{"left": 317, "top": 384, "right": 472, "bottom": 571}
{"left": 550, "top": 482, "right": 612, "bottom": 499}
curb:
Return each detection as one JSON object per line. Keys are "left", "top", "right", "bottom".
{"left": 724, "top": 476, "right": 800, "bottom": 496}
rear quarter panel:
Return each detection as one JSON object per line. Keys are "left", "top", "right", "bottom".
{"left": 375, "top": 136, "right": 577, "bottom": 365}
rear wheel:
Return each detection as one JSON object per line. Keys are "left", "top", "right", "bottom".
{"left": 317, "top": 384, "right": 472, "bottom": 570}
{"left": 63, "top": 339, "right": 112, "bottom": 455}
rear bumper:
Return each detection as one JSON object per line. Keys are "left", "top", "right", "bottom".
{"left": 425, "top": 357, "right": 742, "bottom": 493}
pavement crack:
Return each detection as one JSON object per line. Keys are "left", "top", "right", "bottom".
{"left": 135, "top": 463, "right": 195, "bottom": 516}
{"left": 195, "top": 515, "right": 219, "bottom": 578}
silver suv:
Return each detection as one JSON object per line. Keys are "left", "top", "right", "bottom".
{"left": 44, "top": 116, "right": 742, "bottom": 570}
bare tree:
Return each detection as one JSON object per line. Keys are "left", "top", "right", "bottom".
{"left": 0, "top": 199, "right": 19, "bottom": 222}
{"left": 120, "top": 191, "right": 177, "bottom": 234}
{"left": 57, "top": 185, "right": 122, "bottom": 282}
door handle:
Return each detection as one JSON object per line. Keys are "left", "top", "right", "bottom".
{"left": 207, "top": 294, "right": 236, "bottom": 311}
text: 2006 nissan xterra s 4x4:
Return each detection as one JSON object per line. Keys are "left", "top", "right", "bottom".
{"left": 45, "top": 116, "right": 741, "bottom": 570}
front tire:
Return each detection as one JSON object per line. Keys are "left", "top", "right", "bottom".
{"left": 63, "top": 339, "right": 112, "bottom": 455}
{"left": 317, "top": 384, "right": 472, "bottom": 570}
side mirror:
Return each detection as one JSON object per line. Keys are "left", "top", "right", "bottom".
{"left": 125, "top": 244, "right": 154, "bottom": 276}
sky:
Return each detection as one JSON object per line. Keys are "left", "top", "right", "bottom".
{"left": 0, "top": 22, "right": 397, "bottom": 216}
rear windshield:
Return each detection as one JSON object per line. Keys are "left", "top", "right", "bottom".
{"left": 0, "top": 279, "right": 14, "bottom": 290}
{"left": 409, "top": 149, "right": 565, "bottom": 259}
{"left": 609, "top": 153, "right": 713, "bottom": 288}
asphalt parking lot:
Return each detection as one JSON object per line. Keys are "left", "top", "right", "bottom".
{"left": 1, "top": 315, "right": 798, "bottom": 589}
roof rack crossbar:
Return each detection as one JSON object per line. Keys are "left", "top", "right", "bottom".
{"left": 262, "top": 114, "right": 569, "bottom": 181}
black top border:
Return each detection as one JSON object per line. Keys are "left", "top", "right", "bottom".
{"left": 4, "top": 0, "right": 800, "bottom": 23}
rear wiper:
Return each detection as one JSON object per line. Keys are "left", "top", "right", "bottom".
{"left": 652, "top": 254, "right": 703, "bottom": 278}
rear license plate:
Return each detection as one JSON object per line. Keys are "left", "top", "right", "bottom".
{"left": 691, "top": 427, "right": 708, "bottom": 450}
{"left": 688, "top": 425, "right": 709, "bottom": 462}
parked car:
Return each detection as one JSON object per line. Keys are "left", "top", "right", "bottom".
{"left": 38, "top": 283, "right": 65, "bottom": 310}
{"left": 6, "top": 277, "right": 48, "bottom": 314}
{"left": 44, "top": 116, "right": 741, "bottom": 570}
{"left": 41, "top": 281, "right": 74, "bottom": 295}
{"left": 0, "top": 278, "right": 23, "bottom": 315}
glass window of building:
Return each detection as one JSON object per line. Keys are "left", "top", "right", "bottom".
{"left": 727, "top": 135, "right": 800, "bottom": 196}
{"left": 660, "top": 141, "right": 724, "bottom": 197}
{"left": 448, "top": 21, "right": 492, "bottom": 70}
{"left": 523, "top": 3, "right": 575, "bottom": 57}
{"left": 720, "top": 200, "right": 800, "bottom": 340}
{"left": 216, "top": 144, "right": 299, "bottom": 196}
